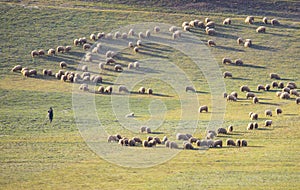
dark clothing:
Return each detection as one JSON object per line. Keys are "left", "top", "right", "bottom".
{"left": 48, "top": 108, "right": 53, "bottom": 123}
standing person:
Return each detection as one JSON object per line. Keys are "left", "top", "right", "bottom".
{"left": 48, "top": 107, "right": 53, "bottom": 123}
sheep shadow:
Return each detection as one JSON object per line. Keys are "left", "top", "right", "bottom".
{"left": 114, "top": 54, "right": 137, "bottom": 63}
{"left": 231, "top": 77, "right": 251, "bottom": 81}
{"left": 259, "top": 102, "right": 280, "bottom": 106}
{"left": 279, "top": 78, "right": 294, "bottom": 81}
{"left": 240, "top": 64, "right": 267, "bottom": 69}
{"left": 215, "top": 32, "right": 239, "bottom": 40}
{"left": 150, "top": 131, "right": 164, "bottom": 135}
{"left": 257, "top": 127, "right": 273, "bottom": 131}
{"left": 215, "top": 45, "right": 245, "bottom": 52}
{"left": 67, "top": 51, "right": 86, "bottom": 58}
{"left": 142, "top": 43, "right": 173, "bottom": 52}
{"left": 195, "top": 90, "right": 210, "bottom": 94}
{"left": 138, "top": 51, "right": 169, "bottom": 59}
{"left": 251, "top": 44, "right": 277, "bottom": 51}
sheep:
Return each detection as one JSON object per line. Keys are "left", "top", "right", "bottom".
{"left": 290, "top": 89, "right": 299, "bottom": 97}
{"left": 217, "top": 128, "right": 227, "bottom": 135}
{"left": 236, "top": 139, "right": 241, "bottom": 147}
{"left": 59, "top": 61, "right": 67, "bottom": 69}
{"left": 138, "top": 32, "right": 145, "bottom": 39}
{"left": 272, "top": 81, "right": 279, "bottom": 88}
{"left": 114, "top": 31, "right": 121, "bottom": 39}
{"left": 223, "top": 18, "right": 231, "bottom": 25}
{"left": 147, "top": 136, "right": 153, "bottom": 142}
{"left": 79, "top": 37, "right": 87, "bottom": 44}
{"left": 11, "top": 65, "right": 22, "bottom": 72}
{"left": 74, "top": 73, "right": 81, "bottom": 80}
{"left": 207, "top": 40, "right": 216, "bottom": 46}
{"left": 265, "top": 110, "right": 272, "bottom": 117}
{"left": 97, "top": 86, "right": 104, "bottom": 93}
{"left": 82, "top": 72, "right": 90, "bottom": 78}
{"left": 172, "top": 30, "right": 181, "bottom": 40}
{"left": 121, "top": 33, "right": 128, "bottom": 39}
{"left": 56, "top": 46, "right": 65, "bottom": 53}
{"left": 47, "top": 48, "right": 55, "bottom": 56}
{"left": 230, "top": 91, "right": 238, "bottom": 99}
{"left": 271, "top": 19, "right": 280, "bottom": 25}
{"left": 140, "top": 126, "right": 147, "bottom": 133}
{"left": 133, "top": 46, "right": 139, "bottom": 53}
{"left": 31, "top": 50, "right": 39, "bottom": 57}
{"left": 65, "top": 46, "right": 71, "bottom": 52}
{"left": 107, "top": 135, "right": 118, "bottom": 142}
{"left": 79, "top": 84, "right": 89, "bottom": 91}
{"left": 114, "top": 65, "right": 123, "bottom": 72}
{"left": 235, "top": 59, "right": 243, "bottom": 65}
{"left": 90, "top": 33, "right": 96, "bottom": 41}
{"left": 165, "top": 140, "right": 170, "bottom": 148}
{"left": 265, "top": 120, "right": 272, "bottom": 127}
{"left": 196, "top": 140, "right": 207, "bottom": 147}
{"left": 228, "top": 125, "right": 233, "bottom": 132}
{"left": 104, "top": 86, "right": 113, "bottom": 94}
{"left": 137, "top": 40, "right": 142, "bottom": 46}
{"left": 257, "top": 84, "right": 265, "bottom": 91}
{"left": 154, "top": 26, "right": 160, "bottom": 33}
{"left": 153, "top": 137, "right": 161, "bottom": 144}
{"left": 240, "top": 85, "right": 250, "bottom": 92}
{"left": 83, "top": 43, "right": 91, "bottom": 50}
{"left": 270, "top": 73, "right": 281, "bottom": 80}
{"left": 182, "top": 21, "right": 189, "bottom": 27}
{"left": 92, "top": 47, "right": 100, "bottom": 54}
{"left": 223, "top": 71, "right": 232, "bottom": 78}
{"left": 282, "top": 87, "right": 290, "bottom": 93}
{"left": 199, "top": 105, "right": 208, "bottom": 113}
{"left": 256, "top": 26, "right": 266, "bottom": 33}
{"left": 162, "top": 136, "right": 168, "bottom": 144}
{"left": 125, "top": 112, "right": 134, "bottom": 118}
{"left": 42, "top": 69, "right": 48, "bottom": 76}
{"left": 92, "top": 76, "right": 102, "bottom": 84}
{"left": 142, "top": 140, "right": 148, "bottom": 147}
{"left": 265, "top": 84, "right": 271, "bottom": 91}
{"left": 28, "top": 69, "right": 37, "bottom": 76}
{"left": 276, "top": 91, "right": 282, "bottom": 97}
{"left": 206, "top": 21, "right": 215, "bottom": 28}
{"left": 118, "top": 86, "right": 129, "bottom": 93}
{"left": 183, "top": 25, "right": 191, "bottom": 31}
{"left": 253, "top": 122, "right": 258, "bottom": 129}
{"left": 189, "top": 137, "right": 199, "bottom": 144}
{"left": 237, "top": 37, "right": 244, "bottom": 45}
{"left": 82, "top": 65, "right": 88, "bottom": 72}
{"left": 296, "top": 97, "right": 300, "bottom": 104}
{"left": 197, "top": 21, "right": 205, "bottom": 28}
{"left": 128, "top": 42, "right": 134, "bottom": 48}
{"left": 241, "top": 139, "right": 248, "bottom": 147}
{"left": 99, "top": 62, "right": 105, "bottom": 70}
{"left": 176, "top": 133, "right": 189, "bottom": 141}
{"left": 22, "top": 70, "right": 30, "bottom": 77}
{"left": 246, "top": 92, "right": 256, "bottom": 99}
{"left": 189, "top": 20, "right": 196, "bottom": 27}
{"left": 280, "top": 92, "right": 290, "bottom": 99}
{"left": 38, "top": 49, "right": 45, "bottom": 56}
{"left": 227, "top": 94, "right": 237, "bottom": 102}
{"left": 262, "top": 17, "right": 268, "bottom": 24}
{"left": 74, "top": 39, "right": 79, "bottom": 46}
{"left": 82, "top": 76, "right": 90, "bottom": 82}
{"left": 97, "top": 32, "right": 105, "bottom": 39}
{"left": 222, "top": 58, "right": 232, "bottom": 64}
{"left": 147, "top": 88, "right": 153, "bottom": 95}
{"left": 250, "top": 113, "right": 258, "bottom": 120}
{"left": 287, "top": 82, "right": 297, "bottom": 89}
{"left": 128, "top": 62, "right": 134, "bottom": 69}
{"left": 169, "top": 141, "right": 179, "bottom": 149}
{"left": 128, "top": 29, "right": 135, "bottom": 36}
{"left": 206, "top": 131, "right": 217, "bottom": 139}
{"left": 106, "top": 33, "right": 113, "bottom": 39}
{"left": 128, "top": 139, "right": 136, "bottom": 146}
{"left": 287, "top": 84, "right": 295, "bottom": 90}
{"left": 106, "top": 58, "right": 116, "bottom": 64}
{"left": 138, "top": 87, "right": 145, "bottom": 94}
{"left": 253, "top": 97, "right": 259, "bottom": 104}
{"left": 244, "top": 41, "right": 252, "bottom": 48}
{"left": 186, "top": 86, "right": 196, "bottom": 93}
{"left": 133, "top": 61, "right": 140, "bottom": 68}
{"left": 169, "top": 26, "right": 178, "bottom": 33}
{"left": 183, "top": 142, "right": 194, "bottom": 150}
{"left": 278, "top": 82, "right": 284, "bottom": 89}
{"left": 223, "top": 92, "right": 228, "bottom": 98}
{"left": 245, "top": 39, "right": 252, "bottom": 46}
{"left": 247, "top": 123, "right": 254, "bottom": 130}
{"left": 275, "top": 108, "right": 282, "bottom": 115}
{"left": 132, "top": 137, "right": 142, "bottom": 144}
{"left": 145, "top": 30, "right": 151, "bottom": 38}
{"left": 226, "top": 139, "right": 236, "bottom": 146}
{"left": 245, "top": 16, "right": 254, "bottom": 24}
{"left": 206, "top": 28, "right": 216, "bottom": 35}
{"left": 213, "top": 140, "right": 223, "bottom": 148}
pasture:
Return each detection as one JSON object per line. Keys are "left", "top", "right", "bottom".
{"left": 0, "top": 1, "right": 299, "bottom": 189}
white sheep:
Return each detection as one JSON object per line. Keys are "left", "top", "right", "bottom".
{"left": 223, "top": 18, "right": 232, "bottom": 25}
{"left": 138, "top": 87, "right": 145, "bottom": 94}
{"left": 114, "top": 65, "right": 123, "bottom": 72}
{"left": 104, "top": 86, "right": 113, "bottom": 94}
{"left": 128, "top": 29, "right": 135, "bottom": 36}
{"left": 247, "top": 123, "right": 254, "bottom": 130}
{"left": 223, "top": 71, "right": 232, "bottom": 78}
{"left": 265, "top": 120, "right": 272, "bottom": 127}
{"left": 199, "top": 105, "right": 208, "bottom": 113}
{"left": 228, "top": 125, "right": 233, "bottom": 132}
{"left": 270, "top": 73, "right": 281, "bottom": 80}
{"left": 253, "top": 97, "right": 259, "bottom": 104}
{"left": 256, "top": 26, "right": 266, "bottom": 33}
{"left": 154, "top": 26, "right": 160, "bottom": 33}
{"left": 11, "top": 65, "right": 22, "bottom": 72}
{"left": 227, "top": 94, "right": 237, "bottom": 102}
{"left": 226, "top": 139, "right": 236, "bottom": 146}
{"left": 271, "top": 19, "right": 280, "bottom": 25}
{"left": 246, "top": 92, "right": 256, "bottom": 99}
{"left": 240, "top": 85, "right": 250, "bottom": 92}
{"left": 265, "top": 110, "right": 272, "bottom": 117}
{"left": 213, "top": 140, "right": 223, "bottom": 148}
{"left": 118, "top": 85, "right": 129, "bottom": 93}
{"left": 169, "top": 141, "right": 179, "bottom": 149}
{"left": 176, "top": 133, "right": 189, "bottom": 141}
{"left": 217, "top": 128, "right": 227, "bottom": 134}
{"left": 185, "top": 86, "right": 196, "bottom": 93}
{"left": 241, "top": 139, "right": 248, "bottom": 147}
{"left": 207, "top": 40, "right": 216, "bottom": 46}
{"left": 296, "top": 97, "right": 300, "bottom": 104}
{"left": 262, "top": 17, "right": 268, "bottom": 24}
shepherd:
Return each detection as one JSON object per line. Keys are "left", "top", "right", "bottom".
{"left": 48, "top": 107, "right": 53, "bottom": 123}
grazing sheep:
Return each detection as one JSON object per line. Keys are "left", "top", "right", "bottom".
{"left": 183, "top": 25, "right": 191, "bottom": 31}
{"left": 280, "top": 92, "right": 290, "bottom": 99}
{"left": 265, "top": 110, "right": 272, "bottom": 117}
{"left": 222, "top": 58, "right": 232, "bottom": 64}
{"left": 107, "top": 135, "right": 119, "bottom": 142}
{"left": 275, "top": 108, "right": 282, "bottom": 115}
{"left": 182, "top": 21, "right": 189, "bottom": 27}
{"left": 244, "top": 41, "right": 251, "bottom": 48}
{"left": 165, "top": 140, "right": 170, "bottom": 148}
{"left": 106, "top": 51, "right": 115, "bottom": 58}
{"left": 246, "top": 92, "right": 256, "bottom": 99}
{"left": 146, "top": 127, "right": 151, "bottom": 134}
{"left": 169, "top": 141, "right": 179, "bottom": 149}
{"left": 290, "top": 89, "right": 299, "bottom": 96}
{"left": 223, "top": 71, "right": 232, "bottom": 78}
{"left": 28, "top": 69, "right": 37, "bottom": 76}
{"left": 240, "top": 85, "right": 250, "bottom": 92}
{"left": 247, "top": 123, "right": 254, "bottom": 130}
{"left": 128, "top": 42, "right": 134, "bottom": 48}
{"left": 121, "top": 33, "right": 128, "bottom": 39}
{"left": 133, "top": 61, "right": 140, "bottom": 68}
{"left": 228, "top": 125, "right": 233, "bottom": 132}
{"left": 183, "top": 142, "right": 194, "bottom": 150}
{"left": 276, "top": 91, "right": 282, "bottom": 97}
{"left": 169, "top": 26, "right": 178, "bottom": 32}
{"left": 253, "top": 97, "right": 259, "bottom": 104}
{"left": 256, "top": 26, "right": 266, "bottom": 33}
{"left": 82, "top": 65, "right": 88, "bottom": 72}
{"left": 56, "top": 46, "right": 65, "bottom": 53}
{"left": 138, "top": 87, "right": 145, "bottom": 94}
{"left": 241, "top": 139, "right": 248, "bottom": 147}
{"left": 223, "top": 18, "right": 231, "bottom": 25}
{"left": 74, "top": 39, "right": 79, "bottom": 46}
{"left": 104, "top": 86, "right": 113, "bottom": 94}
{"left": 217, "top": 128, "right": 227, "bottom": 135}
{"left": 147, "top": 88, "right": 153, "bottom": 95}
{"left": 90, "top": 33, "right": 96, "bottom": 41}
{"left": 128, "top": 29, "right": 135, "bottom": 36}
{"left": 92, "top": 76, "right": 102, "bottom": 84}
{"left": 31, "top": 50, "right": 39, "bottom": 57}
{"left": 287, "top": 82, "right": 297, "bottom": 89}
{"left": 265, "top": 84, "right": 271, "bottom": 91}
{"left": 118, "top": 139, "right": 124, "bottom": 146}
{"left": 143, "top": 140, "right": 148, "bottom": 147}
{"left": 137, "top": 40, "right": 142, "bottom": 46}
{"left": 153, "top": 137, "right": 161, "bottom": 144}
{"left": 128, "top": 62, "right": 134, "bottom": 69}
{"left": 253, "top": 122, "right": 258, "bottom": 129}
{"left": 226, "top": 139, "right": 236, "bottom": 146}
{"left": 236, "top": 139, "right": 241, "bottom": 147}
{"left": 257, "top": 84, "right": 265, "bottom": 91}
{"left": 82, "top": 76, "right": 90, "bottom": 82}
{"left": 133, "top": 46, "right": 139, "bottom": 53}
{"left": 114, "top": 31, "right": 121, "bottom": 39}
{"left": 106, "top": 58, "right": 116, "bottom": 64}
{"left": 140, "top": 126, "right": 147, "bottom": 133}
{"left": 282, "top": 87, "right": 290, "bottom": 93}
{"left": 132, "top": 137, "right": 142, "bottom": 144}
{"left": 99, "top": 62, "right": 105, "bottom": 70}
{"left": 207, "top": 40, "right": 216, "bottom": 46}
{"left": 235, "top": 59, "right": 243, "bottom": 65}
{"left": 145, "top": 30, "right": 151, "bottom": 38}
{"left": 11, "top": 65, "right": 22, "bottom": 72}
{"left": 245, "top": 39, "right": 252, "bottom": 46}
{"left": 271, "top": 19, "right": 280, "bottom": 25}
{"left": 213, "top": 140, "right": 223, "bottom": 148}
{"left": 65, "top": 46, "right": 71, "bottom": 52}
{"left": 278, "top": 82, "right": 284, "bottom": 89}
{"left": 189, "top": 137, "right": 199, "bottom": 144}
{"left": 227, "top": 94, "right": 237, "bottom": 102}
{"left": 83, "top": 43, "right": 91, "bottom": 50}
{"left": 42, "top": 69, "right": 48, "bottom": 76}
{"left": 154, "top": 26, "right": 160, "bottom": 33}
{"left": 206, "top": 28, "right": 216, "bottom": 35}
{"left": 106, "top": 33, "right": 113, "bottom": 39}
{"left": 162, "top": 136, "right": 168, "bottom": 144}
{"left": 48, "top": 48, "right": 55, "bottom": 56}
{"left": 79, "top": 37, "right": 87, "bottom": 44}
{"left": 206, "top": 131, "right": 216, "bottom": 140}
{"left": 245, "top": 16, "right": 254, "bottom": 24}
{"left": 199, "top": 105, "right": 208, "bottom": 113}
{"left": 114, "top": 65, "right": 123, "bottom": 72}
{"left": 138, "top": 32, "right": 145, "bottom": 39}
{"left": 250, "top": 113, "right": 258, "bottom": 120}
{"left": 97, "top": 32, "right": 105, "bottom": 39}
{"left": 176, "top": 133, "right": 189, "bottom": 141}
{"left": 270, "top": 73, "right": 280, "bottom": 80}
{"left": 60, "top": 61, "right": 67, "bottom": 69}
{"left": 237, "top": 37, "right": 244, "bottom": 45}
{"left": 206, "top": 21, "right": 215, "bottom": 28}
{"left": 287, "top": 84, "right": 295, "bottom": 90}
{"left": 186, "top": 86, "right": 196, "bottom": 93}
{"left": 22, "top": 70, "right": 30, "bottom": 77}
{"left": 118, "top": 86, "right": 129, "bottom": 93}
{"left": 272, "top": 81, "right": 279, "bottom": 88}
{"left": 79, "top": 84, "right": 89, "bottom": 91}
{"left": 223, "top": 92, "right": 228, "bottom": 98}
{"left": 207, "top": 140, "right": 214, "bottom": 148}
{"left": 125, "top": 112, "right": 134, "bottom": 118}
{"left": 296, "top": 97, "right": 300, "bottom": 104}
{"left": 97, "top": 86, "right": 105, "bottom": 93}
{"left": 230, "top": 91, "right": 238, "bottom": 98}
{"left": 128, "top": 139, "right": 136, "bottom": 146}
{"left": 196, "top": 140, "right": 207, "bottom": 147}
{"left": 262, "top": 17, "right": 268, "bottom": 24}
{"left": 265, "top": 120, "right": 272, "bottom": 127}
{"left": 38, "top": 49, "right": 45, "bottom": 56}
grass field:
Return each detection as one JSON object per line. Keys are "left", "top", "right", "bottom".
{"left": 0, "top": 1, "right": 299, "bottom": 189}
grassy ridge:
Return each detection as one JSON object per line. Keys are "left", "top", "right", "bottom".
{"left": 0, "top": 1, "right": 300, "bottom": 189}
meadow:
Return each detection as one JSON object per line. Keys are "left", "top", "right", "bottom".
{"left": 0, "top": 1, "right": 299, "bottom": 189}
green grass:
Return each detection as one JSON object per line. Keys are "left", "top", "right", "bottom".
{"left": 0, "top": 1, "right": 300, "bottom": 189}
